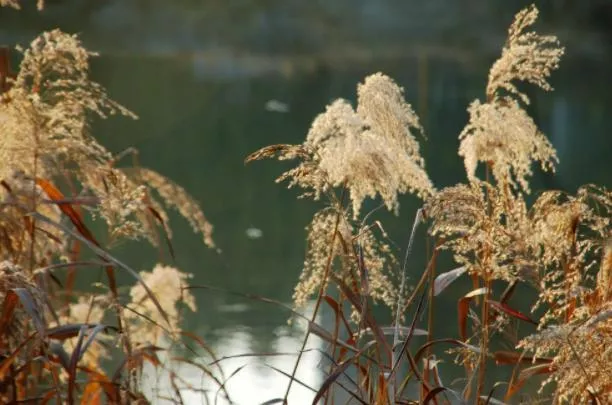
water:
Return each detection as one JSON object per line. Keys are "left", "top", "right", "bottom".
{"left": 140, "top": 303, "right": 324, "bottom": 404}
{"left": 1, "top": 1, "right": 611, "bottom": 403}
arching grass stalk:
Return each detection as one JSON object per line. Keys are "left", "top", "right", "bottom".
{"left": 283, "top": 185, "right": 347, "bottom": 404}
{"left": 389, "top": 209, "right": 423, "bottom": 401}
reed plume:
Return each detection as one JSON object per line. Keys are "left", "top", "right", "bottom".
{"left": 248, "top": 73, "right": 433, "bottom": 220}
{"left": 0, "top": 28, "right": 215, "bottom": 402}
{"left": 250, "top": 5, "right": 611, "bottom": 404}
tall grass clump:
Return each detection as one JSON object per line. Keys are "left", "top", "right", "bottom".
{"left": 248, "top": 5, "right": 611, "bottom": 404}
{"left": 0, "top": 25, "right": 221, "bottom": 403}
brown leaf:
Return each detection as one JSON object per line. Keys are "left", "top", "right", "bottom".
{"left": 323, "top": 295, "right": 353, "bottom": 336}
{"left": 424, "top": 387, "right": 449, "bottom": 404}
{"left": 0, "top": 291, "right": 19, "bottom": 344}
{"left": 312, "top": 343, "right": 374, "bottom": 405}
{"left": 36, "top": 178, "right": 98, "bottom": 246}
{"left": 331, "top": 273, "right": 390, "bottom": 358}
{"left": 147, "top": 205, "right": 175, "bottom": 260}
{"left": 0, "top": 47, "right": 14, "bottom": 93}
{"left": 458, "top": 288, "right": 488, "bottom": 341}
{"left": 487, "top": 300, "right": 537, "bottom": 325}
{"left": 505, "top": 363, "right": 555, "bottom": 400}
{"left": 78, "top": 366, "right": 119, "bottom": 403}
{"left": 494, "top": 351, "right": 552, "bottom": 365}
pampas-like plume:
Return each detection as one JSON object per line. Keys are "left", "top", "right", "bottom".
{"left": 126, "top": 264, "right": 197, "bottom": 346}
{"left": 459, "top": 4, "right": 563, "bottom": 191}
{"left": 248, "top": 73, "right": 433, "bottom": 219}
{"left": 1, "top": 30, "right": 214, "bottom": 254}
{"left": 293, "top": 209, "right": 398, "bottom": 316}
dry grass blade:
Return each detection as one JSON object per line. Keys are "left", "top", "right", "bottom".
{"left": 307, "top": 322, "right": 362, "bottom": 356}
{"left": 423, "top": 386, "right": 450, "bottom": 404}
{"left": 0, "top": 46, "right": 13, "bottom": 93}
{"left": 180, "top": 330, "right": 227, "bottom": 381}
{"left": 215, "top": 365, "right": 246, "bottom": 405}
{"left": 47, "top": 323, "right": 117, "bottom": 340}
{"left": 0, "top": 290, "right": 19, "bottom": 342}
{"left": 29, "top": 210, "right": 172, "bottom": 327}
{"left": 77, "top": 366, "right": 119, "bottom": 403}
{"left": 12, "top": 287, "right": 45, "bottom": 338}
{"left": 312, "top": 341, "right": 376, "bottom": 405}
{"left": 482, "top": 384, "right": 506, "bottom": 405}
{"left": 36, "top": 178, "right": 97, "bottom": 245}
{"left": 394, "top": 208, "right": 424, "bottom": 370}
{"left": 458, "top": 287, "right": 488, "bottom": 341}
{"left": 147, "top": 205, "right": 176, "bottom": 260}
{"left": 14, "top": 398, "right": 49, "bottom": 404}
{"left": 169, "top": 372, "right": 186, "bottom": 405}
{"left": 387, "top": 290, "right": 427, "bottom": 383}
{"left": 433, "top": 266, "right": 467, "bottom": 296}
{"left": 36, "top": 261, "right": 108, "bottom": 273}
{"left": 172, "top": 356, "right": 232, "bottom": 403}
{"left": 112, "top": 345, "right": 163, "bottom": 382}
{"left": 40, "top": 389, "right": 59, "bottom": 404}
{"left": 67, "top": 325, "right": 88, "bottom": 404}
{"left": 74, "top": 324, "right": 106, "bottom": 365}
{"left": 482, "top": 395, "right": 509, "bottom": 405}
{"left": 244, "top": 144, "right": 308, "bottom": 164}
{"left": 330, "top": 273, "right": 390, "bottom": 358}
{"left": 259, "top": 399, "right": 285, "bottom": 405}
{"left": 337, "top": 383, "right": 369, "bottom": 405}
{"left": 487, "top": 300, "right": 537, "bottom": 325}
{"left": 48, "top": 341, "right": 71, "bottom": 371}
{"left": 323, "top": 295, "right": 353, "bottom": 336}
{"left": 400, "top": 248, "right": 440, "bottom": 323}
{"left": 493, "top": 351, "right": 552, "bottom": 365}
{"left": 208, "top": 351, "right": 301, "bottom": 367}
{"left": 264, "top": 363, "right": 318, "bottom": 393}
{"left": 505, "top": 363, "right": 555, "bottom": 400}
{"left": 186, "top": 284, "right": 309, "bottom": 322}
{"left": 414, "top": 339, "right": 481, "bottom": 364}
{"left": 381, "top": 326, "right": 428, "bottom": 338}
{"left": 499, "top": 281, "right": 518, "bottom": 304}
{"left": 80, "top": 380, "right": 103, "bottom": 404}
{"left": 284, "top": 199, "right": 345, "bottom": 404}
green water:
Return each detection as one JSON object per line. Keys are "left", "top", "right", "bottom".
{"left": 2, "top": 1, "right": 611, "bottom": 403}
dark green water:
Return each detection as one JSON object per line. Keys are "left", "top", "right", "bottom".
{"left": 2, "top": 1, "right": 611, "bottom": 403}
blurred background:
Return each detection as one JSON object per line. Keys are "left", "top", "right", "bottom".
{"left": 1, "top": 1, "right": 611, "bottom": 403}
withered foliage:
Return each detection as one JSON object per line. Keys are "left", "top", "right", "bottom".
{"left": 0, "top": 30, "right": 216, "bottom": 403}
{"left": 249, "top": 5, "right": 611, "bottom": 404}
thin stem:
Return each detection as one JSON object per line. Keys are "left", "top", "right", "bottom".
{"left": 476, "top": 163, "right": 494, "bottom": 403}
{"left": 392, "top": 209, "right": 423, "bottom": 399}
{"left": 423, "top": 236, "right": 436, "bottom": 401}
{"left": 476, "top": 276, "right": 491, "bottom": 403}
{"left": 28, "top": 117, "right": 40, "bottom": 274}
{"left": 283, "top": 186, "right": 347, "bottom": 404}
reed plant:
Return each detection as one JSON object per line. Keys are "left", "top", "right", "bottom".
{"left": 248, "top": 5, "right": 611, "bottom": 404}
{"left": 0, "top": 22, "right": 222, "bottom": 404}
{"left": 2, "top": 1, "right": 610, "bottom": 404}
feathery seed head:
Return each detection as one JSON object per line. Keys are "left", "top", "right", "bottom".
{"left": 126, "top": 264, "right": 196, "bottom": 346}
{"left": 459, "top": 5, "right": 563, "bottom": 192}
{"left": 250, "top": 73, "right": 433, "bottom": 219}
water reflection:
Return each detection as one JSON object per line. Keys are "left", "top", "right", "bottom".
{"left": 143, "top": 302, "right": 323, "bottom": 404}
